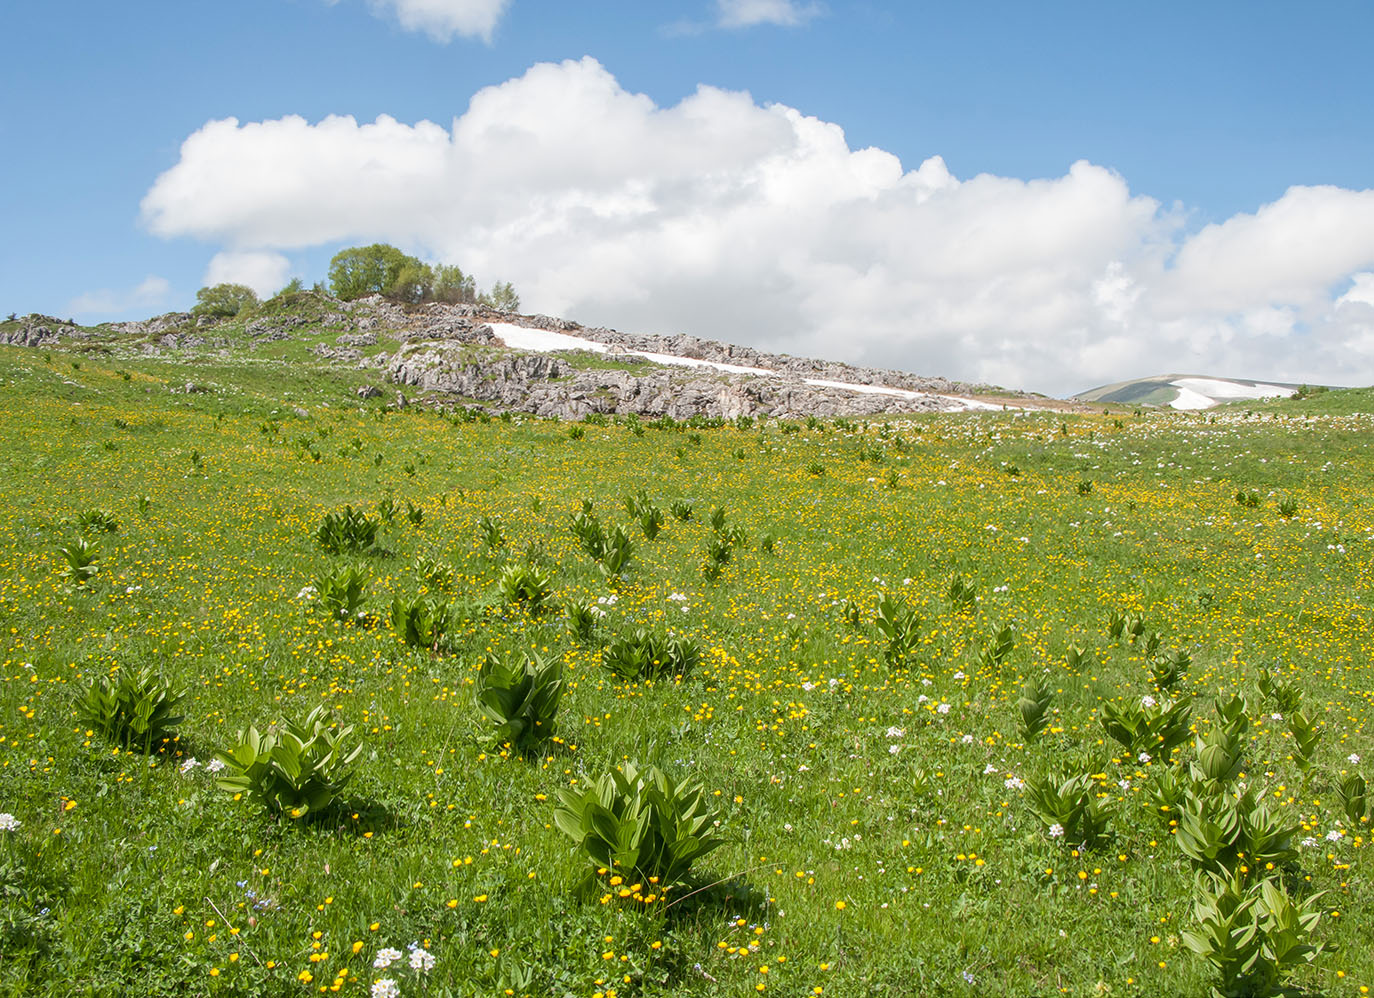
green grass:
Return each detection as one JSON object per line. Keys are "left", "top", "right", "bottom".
{"left": 550, "top": 350, "right": 656, "bottom": 376}
{"left": 0, "top": 341, "right": 1371, "bottom": 997}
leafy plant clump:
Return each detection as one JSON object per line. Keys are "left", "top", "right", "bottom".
{"left": 496, "top": 561, "right": 555, "bottom": 613}
{"left": 390, "top": 594, "right": 451, "bottom": 650}
{"left": 1099, "top": 694, "right": 1193, "bottom": 759}
{"left": 316, "top": 505, "right": 380, "bottom": 555}
{"left": 57, "top": 537, "right": 100, "bottom": 586}
{"left": 475, "top": 652, "right": 564, "bottom": 753}
{"left": 874, "top": 594, "right": 921, "bottom": 664}
{"left": 215, "top": 706, "right": 362, "bottom": 819}
{"left": 601, "top": 628, "right": 700, "bottom": 682}
{"left": 74, "top": 508, "right": 118, "bottom": 533}
{"left": 1024, "top": 772, "right": 1115, "bottom": 849}
{"left": 313, "top": 563, "right": 369, "bottom": 621}
{"left": 78, "top": 666, "right": 186, "bottom": 751}
{"left": 1182, "top": 872, "right": 1327, "bottom": 998}
{"left": 554, "top": 762, "right": 726, "bottom": 889}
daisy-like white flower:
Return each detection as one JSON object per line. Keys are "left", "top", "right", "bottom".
{"left": 371, "top": 980, "right": 399, "bottom": 998}
{"left": 373, "top": 948, "right": 403, "bottom": 970}
{"left": 1048, "top": 823, "right": 1065, "bottom": 838}
{"left": 206, "top": 758, "right": 226, "bottom": 773}
{"left": 407, "top": 947, "right": 435, "bottom": 972}
{"left": 0, "top": 813, "right": 19, "bottom": 831}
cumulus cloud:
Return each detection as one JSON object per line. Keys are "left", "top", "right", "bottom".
{"left": 715, "top": 0, "right": 821, "bottom": 28}
{"left": 140, "top": 57, "right": 1374, "bottom": 394}
{"left": 331, "top": 0, "right": 510, "bottom": 42}
{"left": 203, "top": 251, "right": 293, "bottom": 298}
{"left": 68, "top": 275, "right": 172, "bottom": 318}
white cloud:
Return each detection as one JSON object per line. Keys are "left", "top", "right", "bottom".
{"left": 716, "top": 0, "right": 821, "bottom": 28}
{"left": 68, "top": 275, "right": 172, "bottom": 318}
{"left": 140, "top": 57, "right": 1374, "bottom": 394}
{"left": 332, "top": 0, "right": 510, "bottom": 42}
{"left": 1337, "top": 272, "right": 1374, "bottom": 309}
{"left": 203, "top": 251, "right": 293, "bottom": 298}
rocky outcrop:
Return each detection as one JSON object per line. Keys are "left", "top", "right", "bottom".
{"left": 385, "top": 342, "right": 956, "bottom": 420}
{"left": 2, "top": 296, "right": 1017, "bottom": 418}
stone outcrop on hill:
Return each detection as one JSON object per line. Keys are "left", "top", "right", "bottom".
{"left": 1, "top": 295, "right": 1018, "bottom": 418}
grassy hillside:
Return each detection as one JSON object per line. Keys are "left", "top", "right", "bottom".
{"left": 1, "top": 344, "right": 1371, "bottom": 997}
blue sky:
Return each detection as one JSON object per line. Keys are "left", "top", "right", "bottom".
{"left": 3, "top": 0, "right": 1372, "bottom": 393}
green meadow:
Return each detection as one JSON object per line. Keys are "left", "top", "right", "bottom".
{"left": 0, "top": 340, "right": 1371, "bottom": 997}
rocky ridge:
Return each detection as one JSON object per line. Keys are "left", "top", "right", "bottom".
{"left": 1, "top": 295, "right": 1022, "bottom": 420}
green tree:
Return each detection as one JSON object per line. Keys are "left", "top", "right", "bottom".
{"left": 327, "top": 243, "right": 414, "bottom": 301}
{"left": 480, "top": 280, "right": 521, "bottom": 312}
{"left": 192, "top": 283, "right": 258, "bottom": 319}
{"left": 273, "top": 277, "right": 305, "bottom": 298}
{"left": 432, "top": 264, "right": 476, "bottom": 304}
{"left": 390, "top": 260, "right": 435, "bottom": 304}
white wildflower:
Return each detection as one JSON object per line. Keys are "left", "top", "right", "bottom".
{"left": 1047, "top": 823, "right": 1065, "bottom": 838}
{"left": 1137, "top": 752, "right": 1152, "bottom": 764}
{"left": 885, "top": 726, "right": 905, "bottom": 738}
{"left": 1326, "top": 830, "right": 1343, "bottom": 843}
{"left": 1349, "top": 753, "right": 1361, "bottom": 764}
{"left": 180, "top": 757, "right": 199, "bottom": 775}
{"left": 373, "top": 948, "right": 403, "bottom": 969}
{"left": 1005, "top": 776, "right": 1025, "bottom": 790}
{"left": 371, "top": 980, "right": 400, "bottom": 998}
{"left": 206, "top": 758, "right": 226, "bottom": 773}
{"left": 0, "top": 813, "right": 19, "bottom": 831}
{"left": 408, "top": 947, "right": 435, "bottom": 972}
{"left": 936, "top": 703, "right": 951, "bottom": 714}
{"left": 1141, "top": 695, "right": 1157, "bottom": 708}
{"left": 983, "top": 764, "right": 998, "bottom": 775}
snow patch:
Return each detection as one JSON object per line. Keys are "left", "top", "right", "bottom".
{"left": 1168, "top": 377, "right": 1295, "bottom": 410}
{"left": 487, "top": 323, "right": 609, "bottom": 355}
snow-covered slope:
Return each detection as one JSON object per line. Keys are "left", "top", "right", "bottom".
{"left": 1075, "top": 374, "right": 1302, "bottom": 410}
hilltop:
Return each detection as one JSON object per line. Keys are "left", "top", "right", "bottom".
{"left": 1, "top": 291, "right": 1040, "bottom": 420}
{"left": 1074, "top": 373, "right": 1326, "bottom": 410}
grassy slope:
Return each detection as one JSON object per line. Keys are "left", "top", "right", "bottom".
{"left": 1, "top": 344, "right": 1371, "bottom": 997}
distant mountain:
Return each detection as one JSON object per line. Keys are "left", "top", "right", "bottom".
{"left": 1074, "top": 374, "right": 1311, "bottom": 410}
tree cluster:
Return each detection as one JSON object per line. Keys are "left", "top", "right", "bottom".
{"left": 191, "top": 244, "right": 520, "bottom": 320}
{"left": 191, "top": 283, "right": 258, "bottom": 319}
{"left": 326, "top": 244, "right": 519, "bottom": 310}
